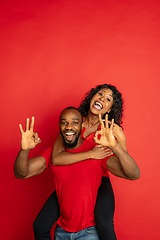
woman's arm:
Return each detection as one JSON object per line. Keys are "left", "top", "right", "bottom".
{"left": 94, "top": 114, "right": 140, "bottom": 180}
{"left": 51, "top": 133, "right": 113, "bottom": 166}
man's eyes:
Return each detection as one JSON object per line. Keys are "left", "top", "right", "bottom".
{"left": 61, "top": 122, "right": 67, "bottom": 125}
{"left": 61, "top": 121, "right": 79, "bottom": 125}
{"left": 72, "top": 121, "right": 78, "bottom": 125}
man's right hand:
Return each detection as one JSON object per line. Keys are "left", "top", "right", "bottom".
{"left": 19, "top": 117, "right": 41, "bottom": 150}
{"left": 89, "top": 145, "right": 113, "bottom": 159}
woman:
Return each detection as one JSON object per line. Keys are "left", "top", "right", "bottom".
{"left": 33, "top": 84, "right": 127, "bottom": 240}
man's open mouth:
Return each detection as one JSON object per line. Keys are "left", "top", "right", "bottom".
{"left": 64, "top": 131, "right": 76, "bottom": 141}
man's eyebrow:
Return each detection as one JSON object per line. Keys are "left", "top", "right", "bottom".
{"left": 60, "top": 118, "right": 80, "bottom": 121}
{"left": 72, "top": 118, "right": 80, "bottom": 120}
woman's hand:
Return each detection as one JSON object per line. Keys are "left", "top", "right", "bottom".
{"left": 94, "top": 114, "right": 117, "bottom": 147}
{"left": 89, "top": 145, "right": 113, "bottom": 159}
{"left": 112, "top": 123, "right": 127, "bottom": 151}
{"left": 19, "top": 117, "right": 41, "bottom": 150}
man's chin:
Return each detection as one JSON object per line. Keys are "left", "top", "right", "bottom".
{"left": 60, "top": 130, "right": 81, "bottom": 149}
{"left": 64, "top": 140, "right": 77, "bottom": 149}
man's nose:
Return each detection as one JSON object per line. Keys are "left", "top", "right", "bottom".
{"left": 66, "top": 122, "right": 73, "bottom": 128}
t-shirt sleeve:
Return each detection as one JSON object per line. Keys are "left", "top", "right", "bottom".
{"left": 40, "top": 147, "right": 52, "bottom": 169}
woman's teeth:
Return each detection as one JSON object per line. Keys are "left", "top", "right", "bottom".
{"left": 94, "top": 102, "right": 102, "bottom": 110}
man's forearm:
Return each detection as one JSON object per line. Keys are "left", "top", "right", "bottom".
{"left": 117, "top": 138, "right": 127, "bottom": 152}
{"left": 14, "top": 149, "right": 30, "bottom": 179}
{"left": 110, "top": 143, "right": 140, "bottom": 180}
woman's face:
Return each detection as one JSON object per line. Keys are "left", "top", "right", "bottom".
{"left": 90, "top": 88, "right": 114, "bottom": 116}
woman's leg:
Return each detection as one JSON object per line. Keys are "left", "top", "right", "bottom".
{"left": 95, "top": 177, "right": 117, "bottom": 240}
{"left": 33, "top": 191, "right": 60, "bottom": 240}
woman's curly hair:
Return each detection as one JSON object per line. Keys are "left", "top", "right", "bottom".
{"left": 78, "top": 84, "right": 124, "bottom": 127}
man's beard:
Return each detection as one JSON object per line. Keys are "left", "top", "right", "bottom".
{"left": 60, "top": 130, "right": 81, "bottom": 149}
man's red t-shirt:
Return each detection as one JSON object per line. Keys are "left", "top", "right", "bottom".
{"left": 40, "top": 139, "right": 109, "bottom": 232}
{"left": 81, "top": 126, "right": 109, "bottom": 177}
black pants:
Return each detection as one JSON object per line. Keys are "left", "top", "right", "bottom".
{"left": 33, "top": 177, "right": 117, "bottom": 240}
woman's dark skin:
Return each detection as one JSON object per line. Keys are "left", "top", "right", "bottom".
{"left": 51, "top": 87, "right": 139, "bottom": 179}
{"left": 51, "top": 88, "right": 125, "bottom": 161}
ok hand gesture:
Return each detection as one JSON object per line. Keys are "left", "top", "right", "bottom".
{"left": 19, "top": 117, "right": 41, "bottom": 150}
{"left": 94, "top": 114, "right": 116, "bottom": 148}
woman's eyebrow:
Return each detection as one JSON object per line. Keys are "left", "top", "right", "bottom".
{"left": 103, "top": 91, "right": 113, "bottom": 98}
{"left": 101, "top": 89, "right": 113, "bottom": 97}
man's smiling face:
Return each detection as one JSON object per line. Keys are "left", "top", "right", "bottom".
{"left": 59, "top": 108, "right": 82, "bottom": 149}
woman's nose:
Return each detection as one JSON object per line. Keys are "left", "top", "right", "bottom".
{"left": 100, "top": 96, "right": 105, "bottom": 102}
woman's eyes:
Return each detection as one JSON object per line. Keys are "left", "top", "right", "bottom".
{"left": 98, "top": 92, "right": 111, "bottom": 102}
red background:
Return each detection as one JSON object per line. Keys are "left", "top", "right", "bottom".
{"left": 0, "top": 0, "right": 160, "bottom": 239}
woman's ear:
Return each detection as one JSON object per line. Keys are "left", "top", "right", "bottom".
{"left": 107, "top": 108, "right": 111, "bottom": 114}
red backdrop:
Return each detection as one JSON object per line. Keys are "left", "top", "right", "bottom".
{"left": 0, "top": 0, "right": 160, "bottom": 239}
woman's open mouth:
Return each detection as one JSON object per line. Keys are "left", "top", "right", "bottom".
{"left": 94, "top": 101, "right": 103, "bottom": 110}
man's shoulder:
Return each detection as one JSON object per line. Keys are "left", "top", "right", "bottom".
{"left": 40, "top": 147, "right": 52, "bottom": 168}
{"left": 77, "top": 139, "right": 96, "bottom": 152}
{"left": 66, "top": 139, "right": 96, "bottom": 153}
{"left": 83, "top": 139, "right": 96, "bottom": 147}
{"left": 40, "top": 146, "right": 52, "bottom": 157}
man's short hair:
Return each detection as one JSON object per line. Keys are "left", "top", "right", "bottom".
{"left": 59, "top": 106, "right": 83, "bottom": 122}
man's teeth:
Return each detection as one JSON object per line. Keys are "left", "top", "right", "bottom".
{"left": 65, "top": 132, "right": 74, "bottom": 135}
{"left": 94, "top": 102, "right": 102, "bottom": 109}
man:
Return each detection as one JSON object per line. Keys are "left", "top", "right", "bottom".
{"left": 14, "top": 107, "right": 112, "bottom": 239}
{"left": 14, "top": 107, "right": 140, "bottom": 239}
